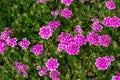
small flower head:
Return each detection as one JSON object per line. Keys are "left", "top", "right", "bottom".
{"left": 74, "top": 34, "right": 86, "bottom": 46}
{"left": 102, "top": 17, "right": 112, "bottom": 27}
{"left": 6, "top": 38, "right": 17, "bottom": 48}
{"left": 110, "top": 16, "right": 120, "bottom": 28}
{"left": 65, "top": 42, "right": 80, "bottom": 55}
{"left": 51, "top": 9, "right": 59, "bottom": 16}
{"left": 87, "top": 32, "right": 99, "bottom": 45}
{"left": 49, "top": 70, "right": 60, "bottom": 80}
{"left": 99, "top": 35, "right": 111, "bottom": 47}
{"left": 112, "top": 73, "right": 120, "bottom": 80}
{"left": 95, "top": 56, "right": 111, "bottom": 70}
{"left": 30, "top": 44, "right": 44, "bottom": 56}
{"left": 45, "top": 58, "right": 59, "bottom": 71}
{"left": 92, "top": 22, "right": 103, "bottom": 32}
{"left": 39, "top": 0, "right": 49, "bottom": 3}
{"left": 57, "top": 43, "right": 67, "bottom": 52}
{"left": 58, "top": 32, "right": 71, "bottom": 43}
{"left": 48, "top": 20, "right": 61, "bottom": 30}
{"left": 61, "top": 0, "right": 73, "bottom": 6}
{"left": 61, "top": 8, "right": 72, "bottom": 19}
{"left": 91, "top": 17, "right": 100, "bottom": 23}
{"left": 0, "top": 31, "right": 9, "bottom": 40}
{"left": 36, "top": 65, "right": 47, "bottom": 76}
{"left": 39, "top": 26, "right": 53, "bottom": 39}
{"left": 18, "top": 38, "right": 30, "bottom": 49}
{"left": 0, "top": 40, "right": 6, "bottom": 55}
{"left": 105, "top": 1, "right": 116, "bottom": 10}
{"left": 75, "top": 25, "right": 83, "bottom": 33}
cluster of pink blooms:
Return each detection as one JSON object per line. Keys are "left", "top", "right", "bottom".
{"left": 105, "top": 1, "right": 116, "bottom": 10}
{"left": 92, "top": 22, "right": 103, "bottom": 32}
{"left": 36, "top": 65, "right": 47, "bottom": 76}
{"left": 103, "top": 16, "right": 120, "bottom": 28}
{"left": 18, "top": 38, "right": 30, "bottom": 49}
{"left": 87, "top": 32, "right": 111, "bottom": 47}
{"left": 75, "top": 25, "right": 83, "bottom": 33}
{"left": 51, "top": 9, "right": 59, "bottom": 16}
{"left": 39, "top": 20, "right": 61, "bottom": 39}
{"left": 61, "top": 0, "right": 73, "bottom": 6}
{"left": 58, "top": 31, "right": 86, "bottom": 55}
{"left": 61, "top": 8, "right": 72, "bottom": 19}
{"left": 36, "top": 58, "right": 60, "bottom": 80}
{"left": 30, "top": 44, "right": 44, "bottom": 56}
{"left": 0, "top": 27, "right": 17, "bottom": 55}
{"left": 112, "top": 72, "right": 120, "bottom": 80}
{"left": 95, "top": 56, "right": 115, "bottom": 70}
{"left": 39, "top": 0, "right": 49, "bottom": 3}
{"left": 14, "top": 62, "right": 28, "bottom": 78}
{"left": 45, "top": 58, "right": 60, "bottom": 80}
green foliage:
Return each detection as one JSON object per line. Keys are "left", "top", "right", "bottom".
{"left": 0, "top": 0, "right": 120, "bottom": 80}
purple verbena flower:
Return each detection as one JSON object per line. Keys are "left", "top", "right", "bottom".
{"left": 99, "top": 35, "right": 111, "bottom": 47}
{"left": 39, "top": 26, "right": 53, "bottom": 39}
{"left": 75, "top": 25, "right": 83, "bottom": 33}
{"left": 45, "top": 58, "right": 59, "bottom": 71}
{"left": 0, "top": 40, "right": 6, "bottom": 55}
{"left": 58, "top": 32, "right": 71, "bottom": 43}
{"left": 36, "top": 65, "right": 47, "bottom": 76}
{"left": 95, "top": 56, "right": 111, "bottom": 70}
{"left": 74, "top": 34, "right": 86, "bottom": 46}
{"left": 61, "top": 0, "right": 73, "bottom": 6}
{"left": 49, "top": 70, "right": 60, "bottom": 80}
{"left": 61, "top": 8, "right": 72, "bottom": 19}
{"left": 57, "top": 43, "right": 67, "bottom": 52}
{"left": 102, "top": 17, "right": 112, "bottom": 27}
{"left": 48, "top": 20, "right": 61, "bottom": 30}
{"left": 65, "top": 42, "right": 80, "bottom": 55}
{"left": 51, "top": 9, "right": 59, "bottom": 16}
{"left": 39, "top": 0, "right": 49, "bottom": 3}
{"left": 110, "top": 16, "right": 120, "bottom": 28}
{"left": 30, "top": 44, "right": 44, "bottom": 56}
{"left": 6, "top": 37, "right": 17, "bottom": 48}
{"left": 105, "top": 1, "right": 116, "bottom": 10}
{"left": 87, "top": 32, "right": 99, "bottom": 45}
{"left": 92, "top": 22, "right": 103, "bottom": 32}
{"left": 18, "top": 38, "right": 30, "bottom": 49}
{"left": 91, "top": 17, "right": 100, "bottom": 23}
{"left": 0, "top": 31, "right": 9, "bottom": 40}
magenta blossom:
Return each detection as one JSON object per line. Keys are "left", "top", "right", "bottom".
{"left": 36, "top": 65, "right": 47, "bottom": 76}
{"left": 0, "top": 40, "right": 6, "bottom": 55}
{"left": 45, "top": 58, "right": 59, "bottom": 71}
{"left": 110, "top": 16, "right": 120, "bottom": 28}
{"left": 39, "top": 0, "right": 49, "bottom": 3}
{"left": 0, "top": 31, "right": 9, "bottom": 40}
{"left": 87, "top": 32, "right": 99, "bottom": 45}
{"left": 65, "top": 42, "right": 80, "bottom": 55}
{"left": 18, "top": 38, "right": 30, "bottom": 49}
{"left": 49, "top": 70, "right": 60, "bottom": 80}
{"left": 75, "top": 25, "right": 83, "bottom": 33}
{"left": 61, "top": 0, "right": 73, "bottom": 6}
{"left": 102, "top": 17, "right": 112, "bottom": 27}
{"left": 6, "top": 37, "right": 17, "bottom": 48}
{"left": 105, "top": 1, "right": 116, "bottom": 10}
{"left": 61, "top": 8, "right": 72, "bottom": 19}
{"left": 48, "top": 20, "right": 61, "bottom": 30}
{"left": 39, "top": 26, "right": 53, "bottom": 39}
{"left": 51, "top": 9, "right": 59, "bottom": 16}
{"left": 57, "top": 43, "right": 67, "bottom": 52}
{"left": 95, "top": 56, "right": 112, "bottom": 70}
{"left": 99, "top": 35, "right": 111, "bottom": 47}
{"left": 30, "top": 44, "right": 44, "bottom": 56}
{"left": 92, "top": 22, "right": 103, "bottom": 32}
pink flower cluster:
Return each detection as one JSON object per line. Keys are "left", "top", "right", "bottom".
{"left": 30, "top": 44, "right": 44, "bottom": 56}
{"left": 39, "top": 20, "right": 61, "bottom": 39}
{"left": 95, "top": 56, "right": 115, "bottom": 70}
{"left": 61, "top": 0, "right": 73, "bottom": 6}
{"left": 51, "top": 9, "right": 59, "bottom": 16}
{"left": 39, "top": 0, "right": 49, "bottom": 3}
{"left": 75, "top": 25, "right": 83, "bottom": 33}
{"left": 14, "top": 62, "right": 28, "bottom": 78}
{"left": 61, "top": 8, "right": 72, "bottom": 19}
{"left": 36, "top": 65, "right": 47, "bottom": 76}
{"left": 18, "top": 38, "right": 30, "bottom": 49}
{"left": 87, "top": 32, "right": 111, "bottom": 47}
{"left": 103, "top": 16, "right": 120, "bottom": 28}
{"left": 92, "top": 22, "right": 103, "bottom": 32}
{"left": 58, "top": 32, "right": 86, "bottom": 55}
{"left": 0, "top": 27, "right": 17, "bottom": 55}
{"left": 105, "top": 1, "right": 116, "bottom": 10}
{"left": 112, "top": 72, "right": 120, "bottom": 80}
{"left": 45, "top": 58, "right": 60, "bottom": 80}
